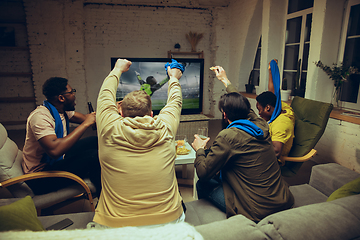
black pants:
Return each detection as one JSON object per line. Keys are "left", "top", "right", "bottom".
{"left": 26, "top": 136, "right": 101, "bottom": 196}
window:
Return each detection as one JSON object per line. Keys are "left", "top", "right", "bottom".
{"left": 252, "top": 37, "right": 261, "bottom": 86}
{"left": 338, "top": 0, "right": 360, "bottom": 110}
{"left": 282, "top": 0, "right": 313, "bottom": 97}
{"left": 287, "top": 0, "right": 313, "bottom": 14}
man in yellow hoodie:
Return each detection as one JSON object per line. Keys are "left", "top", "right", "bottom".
{"left": 92, "top": 58, "right": 184, "bottom": 228}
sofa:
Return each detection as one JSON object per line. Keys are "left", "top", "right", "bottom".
{"left": 1, "top": 163, "right": 359, "bottom": 240}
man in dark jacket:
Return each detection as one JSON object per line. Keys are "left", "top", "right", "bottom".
{"left": 192, "top": 66, "right": 294, "bottom": 222}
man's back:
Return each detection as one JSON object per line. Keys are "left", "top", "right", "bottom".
{"left": 95, "top": 61, "right": 183, "bottom": 227}
{"left": 95, "top": 115, "right": 182, "bottom": 227}
{"left": 197, "top": 110, "right": 293, "bottom": 221}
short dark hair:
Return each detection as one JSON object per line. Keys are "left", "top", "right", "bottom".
{"left": 42, "top": 77, "right": 68, "bottom": 100}
{"left": 122, "top": 90, "right": 152, "bottom": 118}
{"left": 146, "top": 76, "right": 157, "bottom": 86}
{"left": 218, "top": 92, "right": 250, "bottom": 121}
{"left": 256, "top": 91, "right": 276, "bottom": 108}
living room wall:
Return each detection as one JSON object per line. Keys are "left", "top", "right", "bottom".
{"left": 22, "top": 0, "right": 235, "bottom": 117}
{"left": 83, "top": 3, "right": 214, "bottom": 114}
{"left": 22, "top": 0, "right": 264, "bottom": 119}
{"left": 13, "top": 0, "right": 360, "bottom": 172}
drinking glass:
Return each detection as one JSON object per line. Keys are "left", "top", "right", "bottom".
{"left": 197, "top": 127, "right": 208, "bottom": 140}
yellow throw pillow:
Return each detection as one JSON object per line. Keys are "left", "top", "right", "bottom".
{"left": 327, "top": 177, "right": 360, "bottom": 202}
{"left": 0, "top": 196, "right": 44, "bottom": 231}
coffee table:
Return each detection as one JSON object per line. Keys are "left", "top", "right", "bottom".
{"left": 175, "top": 142, "right": 198, "bottom": 199}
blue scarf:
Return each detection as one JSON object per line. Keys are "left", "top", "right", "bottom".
{"left": 165, "top": 59, "right": 186, "bottom": 76}
{"left": 226, "top": 119, "right": 264, "bottom": 139}
{"left": 42, "top": 100, "right": 69, "bottom": 165}
{"left": 268, "top": 59, "right": 282, "bottom": 124}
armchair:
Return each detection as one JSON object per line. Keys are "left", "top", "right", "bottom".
{"left": 280, "top": 96, "right": 333, "bottom": 177}
{"left": 0, "top": 123, "right": 96, "bottom": 214}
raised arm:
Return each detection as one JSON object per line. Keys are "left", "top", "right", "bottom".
{"left": 135, "top": 71, "right": 145, "bottom": 85}
{"left": 97, "top": 59, "right": 132, "bottom": 132}
{"left": 211, "top": 66, "right": 231, "bottom": 88}
{"left": 157, "top": 67, "right": 182, "bottom": 135}
{"left": 268, "top": 59, "right": 278, "bottom": 94}
{"left": 158, "top": 76, "right": 170, "bottom": 87}
{"left": 151, "top": 77, "right": 170, "bottom": 93}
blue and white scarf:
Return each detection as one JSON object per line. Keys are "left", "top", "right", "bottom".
{"left": 268, "top": 59, "right": 282, "bottom": 124}
{"left": 42, "top": 100, "right": 69, "bottom": 165}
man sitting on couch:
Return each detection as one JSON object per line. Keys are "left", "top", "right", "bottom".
{"left": 192, "top": 66, "right": 294, "bottom": 222}
{"left": 92, "top": 58, "right": 185, "bottom": 228}
{"left": 22, "top": 77, "right": 101, "bottom": 195}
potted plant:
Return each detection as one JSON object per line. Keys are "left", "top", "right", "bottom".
{"left": 280, "top": 78, "right": 291, "bottom": 101}
{"left": 314, "top": 60, "right": 359, "bottom": 107}
{"left": 245, "top": 70, "right": 255, "bottom": 93}
{"left": 185, "top": 31, "right": 203, "bottom": 52}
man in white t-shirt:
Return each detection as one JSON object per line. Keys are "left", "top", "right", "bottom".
{"left": 22, "top": 77, "right": 101, "bottom": 195}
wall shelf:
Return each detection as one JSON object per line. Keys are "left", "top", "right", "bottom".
{"left": 0, "top": 97, "right": 35, "bottom": 103}
{"left": 0, "top": 72, "right": 32, "bottom": 77}
{"left": 0, "top": 46, "right": 29, "bottom": 51}
{"left": 1, "top": 121, "right": 26, "bottom": 125}
{"left": 168, "top": 51, "right": 204, "bottom": 59}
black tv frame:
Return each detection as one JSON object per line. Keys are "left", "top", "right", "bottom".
{"left": 111, "top": 57, "right": 204, "bottom": 115}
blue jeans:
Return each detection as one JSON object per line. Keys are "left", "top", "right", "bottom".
{"left": 196, "top": 177, "right": 226, "bottom": 213}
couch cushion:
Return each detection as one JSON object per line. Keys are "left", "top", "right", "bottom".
{"left": 0, "top": 123, "right": 8, "bottom": 149}
{"left": 0, "top": 123, "right": 34, "bottom": 198}
{"left": 39, "top": 212, "right": 95, "bottom": 230}
{"left": 310, "top": 163, "right": 360, "bottom": 196}
{"left": 0, "top": 196, "right": 44, "bottom": 232}
{"left": 327, "top": 176, "right": 360, "bottom": 202}
{"left": 289, "top": 184, "right": 328, "bottom": 207}
{"left": 196, "top": 214, "right": 268, "bottom": 240}
{"left": 184, "top": 199, "right": 226, "bottom": 226}
{"left": 258, "top": 194, "right": 360, "bottom": 240}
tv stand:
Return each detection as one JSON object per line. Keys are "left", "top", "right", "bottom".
{"left": 180, "top": 114, "right": 210, "bottom": 122}
{"left": 178, "top": 114, "right": 210, "bottom": 147}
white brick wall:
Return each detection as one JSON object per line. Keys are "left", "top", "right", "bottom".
{"left": 17, "top": 0, "right": 360, "bottom": 172}
{"left": 314, "top": 119, "right": 360, "bottom": 173}
{"left": 83, "top": 3, "right": 214, "bottom": 114}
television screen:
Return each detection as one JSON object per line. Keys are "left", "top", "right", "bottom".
{"left": 110, "top": 58, "right": 204, "bottom": 115}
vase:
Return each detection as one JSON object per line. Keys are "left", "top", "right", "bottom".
{"left": 281, "top": 90, "right": 292, "bottom": 101}
{"left": 332, "top": 86, "right": 342, "bottom": 108}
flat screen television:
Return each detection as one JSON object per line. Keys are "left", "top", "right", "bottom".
{"left": 110, "top": 57, "right": 204, "bottom": 115}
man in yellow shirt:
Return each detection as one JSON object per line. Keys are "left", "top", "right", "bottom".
{"left": 256, "top": 59, "right": 295, "bottom": 161}
{"left": 92, "top": 58, "right": 184, "bottom": 228}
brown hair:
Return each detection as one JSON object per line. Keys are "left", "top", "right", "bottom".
{"left": 218, "top": 92, "right": 250, "bottom": 121}
{"left": 121, "top": 90, "right": 152, "bottom": 117}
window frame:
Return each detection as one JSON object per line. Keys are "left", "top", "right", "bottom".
{"left": 282, "top": 7, "right": 313, "bottom": 93}
{"left": 337, "top": 0, "right": 360, "bottom": 110}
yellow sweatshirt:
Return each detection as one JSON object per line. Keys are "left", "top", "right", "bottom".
{"left": 94, "top": 67, "right": 183, "bottom": 227}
